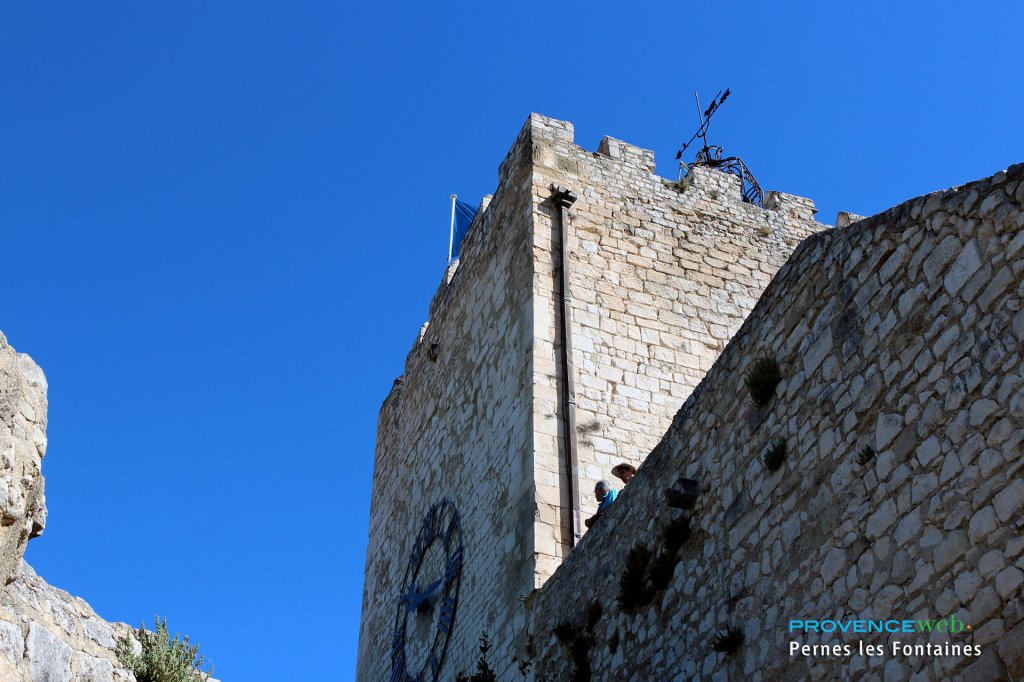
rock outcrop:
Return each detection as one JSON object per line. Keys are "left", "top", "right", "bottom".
{"left": 0, "top": 331, "right": 48, "bottom": 588}
{"left": 0, "top": 332, "right": 137, "bottom": 681}
{"left": 0, "top": 562, "right": 136, "bottom": 682}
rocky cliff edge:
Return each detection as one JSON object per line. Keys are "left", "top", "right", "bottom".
{"left": 0, "top": 332, "right": 138, "bottom": 681}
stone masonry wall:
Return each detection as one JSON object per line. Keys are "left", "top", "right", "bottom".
{"left": 528, "top": 164, "right": 1024, "bottom": 680}
{"left": 358, "top": 114, "right": 831, "bottom": 680}
{"left": 356, "top": 119, "right": 539, "bottom": 680}
{"left": 525, "top": 115, "right": 825, "bottom": 582}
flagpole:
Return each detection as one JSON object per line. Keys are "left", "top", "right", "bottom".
{"left": 448, "top": 194, "right": 457, "bottom": 262}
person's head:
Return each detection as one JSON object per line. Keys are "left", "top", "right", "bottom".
{"left": 594, "top": 479, "right": 612, "bottom": 502}
{"left": 612, "top": 463, "right": 637, "bottom": 485}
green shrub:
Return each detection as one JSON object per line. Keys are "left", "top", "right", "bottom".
{"left": 115, "top": 617, "right": 213, "bottom": 682}
{"left": 711, "top": 625, "right": 744, "bottom": 654}
{"left": 619, "top": 518, "right": 693, "bottom": 613}
{"left": 856, "top": 445, "right": 876, "bottom": 466}
{"left": 456, "top": 632, "right": 497, "bottom": 682}
{"left": 608, "top": 630, "right": 620, "bottom": 655}
{"left": 550, "top": 603, "right": 599, "bottom": 682}
{"left": 662, "top": 514, "right": 691, "bottom": 553}
{"left": 745, "top": 358, "right": 782, "bottom": 406}
{"left": 617, "top": 545, "right": 655, "bottom": 612}
{"left": 763, "top": 436, "right": 787, "bottom": 472}
{"left": 568, "top": 633, "right": 592, "bottom": 682}
{"left": 665, "top": 176, "right": 692, "bottom": 193}
{"left": 648, "top": 552, "right": 679, "bottom": 591}
{"left": 552, "top": 622, "right": 576, "bottom": 645}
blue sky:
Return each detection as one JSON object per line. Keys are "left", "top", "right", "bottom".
{"left": 1, "top": 2, "right": 1021, "bottom": 680}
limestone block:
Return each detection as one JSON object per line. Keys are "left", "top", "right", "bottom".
{"left": 997, "top": 621, "right": 1024, "bottom": 677}
{"left": 954, "top": 571, "right": 981, "bottom": 604}
{"left": 996, "top": 567, "right": 1024, "bottom": 600}
{"left": 969, "top": 398, "right": 999, "bottom": 427}
{"left": 993, "top": 480, "right": 1024, "bottom": 523}
{"left": 27, "top": 623, "right": 72, "bottom": 682}
{"left": 74, "top": 652, "right": 115, "bottom": 682}
{"left": 965, "top": 647, "right": 1009, "bottom": 682}
{"left": 970, "top": 586, "right": 1003, "bottom": 622}
{"left": 875, "top": 413, "right": 903, "bottom": 451}
{"left": 894, "top": 510, "right": 922, "bottom": 547}
{"left": 944, "top": 240, "right": 982, "bottom": 295}
{"left": 967, "top": 507, "right": 998, "bottom": 549}
{"left": 933, "top": 531, "right": 968, "bottom": 573}
{"left": 820, "top": 548, "right": 847, "bottom": 586}
{"left": 866, "top": 499, "right": 898, "bottom": 539}
{"left": 0, "top": 619, "right": 23, "bottom": 665}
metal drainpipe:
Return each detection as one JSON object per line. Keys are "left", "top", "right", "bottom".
{"left": 550, "top": 184, "right": 582, "bottom": 547}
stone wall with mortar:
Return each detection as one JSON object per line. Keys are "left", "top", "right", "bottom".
{"left": 527, "top": 163, "right": 1024, "bottom": 681}
{"left": 525, "top": 116, "right": 826, "bottom": 582}
{"left": 358, "top": 113, "right": 827, "bottom": 680}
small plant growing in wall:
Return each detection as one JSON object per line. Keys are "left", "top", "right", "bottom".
{"left": 745, "top": 357, "right": 782, "bottom": 407}
{"left": 618, "top": 545, "right": 656, "bottom": 612}
{"left": 517, "top": 636, "right": 535, "bottom": 680}
{"left": 618, "top": 514, "right": 694, "bottom": 613}
{"left": 665, "top": 176, "right": 692, "bottom": 194}
{"left": 647, "top": 552, "right": 679, "bottom": 591}
{"left": 115, "top": 617, "right": 214, "bottom": 682}
{"left": 455, "top": 632, "right": 497, "bottom": 682}
{"left": 663, "top": 514, "right": 692, "bottom": 553}
{"left": 856, "top": 445, "right": 876, "bottom": 466}
{"left": 710, "top": 625, "right": 744, "bottom": 655}
{"left": 608, "top": 630, "right": 620, "bottom": 655}
{"left": 708, "top": 188, "right": 720, "bottom": 200}
{"left": 553, "top": 621, "right": 577, "bottom": 645}
{"left": 550, "top": 602, "right": 599, "bottom": 682}
{"left": 763, "top": 436, "right": 787, "bottom": 472}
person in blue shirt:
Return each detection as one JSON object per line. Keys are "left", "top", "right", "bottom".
{"left": 584, "top": 480, "right": 618, "bottom": 528}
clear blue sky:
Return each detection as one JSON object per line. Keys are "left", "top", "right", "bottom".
{"left": 1, "top": 2, "right": 1020, "bottom": 680}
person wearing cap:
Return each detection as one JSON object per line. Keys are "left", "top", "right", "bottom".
{"left": 612, "top": 462, "right": 636, "bottom": 486}
{"left": 584, "top": 480, "right": 618, "bottom": 528}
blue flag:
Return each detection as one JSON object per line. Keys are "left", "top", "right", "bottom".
{"left": 451, "top": 199, "right": 478, "bottom": 260}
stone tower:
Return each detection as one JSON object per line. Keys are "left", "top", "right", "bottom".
{"left": 357, "top": 114, "right": 825, "bottom": 681}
